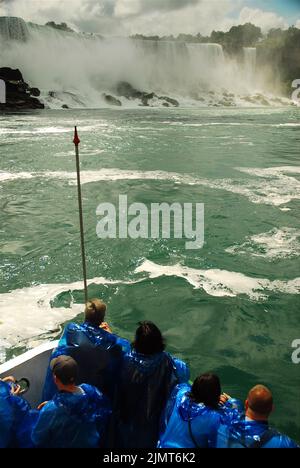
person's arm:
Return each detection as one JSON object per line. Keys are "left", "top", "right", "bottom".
{"left": 172, "top": 357, "right": 190, "bottom": 383}
{"left": 115, "top": 336, "right": 131, "bottom": 353}
{"left": 31, "top": 403, "right": 54, "bottom": 448}
{"left": 10, "top": 394, "right": 38, "bottom": 448}
{"left": 159, "top": 383, "right": 189, "bottom": 439}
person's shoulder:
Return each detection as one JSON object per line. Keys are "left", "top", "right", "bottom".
{"left": 80, "top": 384, "right": 112, "bottom": 409}
{"left": 167, "top": 353, "right": 190, "bottom": 382}
{"left": 58, "top": 322, "right": 82, "bottom": 343}
{"left": 66, "top": 322, "right": 83, "bottom": 332}
{"left": 80, "top": 383, "right": 101, "bottom": 395}
{"left": 0, "top": 380, "right": 11, "bottom": 395}
{"left": 270, "top": 433, "right": 300, "bottom": 449}
{"left": 80, "top": 383, "right": 108, "bottom": 400}
{"left": 175, "top": 382, "right": 191, "bottom": 397}
{"left": 115, "top": 335, "right": 131, "bottom": 352}
{"left": 39, "top": 400, "right": 56, "bottom": 414}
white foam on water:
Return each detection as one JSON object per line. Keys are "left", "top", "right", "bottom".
{"left": 0, "top": 165, "right": 299, "bottom": 207}
{"left": 232, "top": 166, "right": 300, "bottom": 206}
{"left": 271, "top": 123, "right": 300, "bottom": 127}
{"left": 0, "top": 124, "right": 109, "bottom": 136}
{"left": 0, "top": 258, "right": 299, "bottom": 359}
{"left": 135, "top": 259, "right": 300, "bottom": 300}
{"left": 237, "top": 166, "right": 300, "bottom": 177}
{"left": 0, "top": 168, "right": 195, "bottom": 186}
{"left": 226, "top": 228, "right": 300, "bottom": 259}
{"left": 0, "top": 276, "right": 135, "bottom": 355}
{"left": 0, "top": 171, "right": 34, "bottom": 182}
{"left": 0, "top": 127, "right": 70, "bottom": 135}
{"left": 162, "top": 122, "right": 300, "bottom": 128}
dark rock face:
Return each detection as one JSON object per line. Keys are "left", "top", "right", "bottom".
{"left": 116, "top": 81, "right": 179, "bottom": 107}
{"left": 158, "top": 96, "right": 179, "bottom": 107}
{"left": 29, "top": 87, "right": 41, "bottom": 97}
{"left": 0, "top": 67, "right": 44, "bottom": 110}
{"left": 116, "top": 81, "right": 143, "bottom": 99}
{"left": 103, "top": 94, "right": 122, "bottom": 106}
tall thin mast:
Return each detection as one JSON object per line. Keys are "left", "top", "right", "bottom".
{"left": 73, "top": 126, "right": 88, "bottom": 304}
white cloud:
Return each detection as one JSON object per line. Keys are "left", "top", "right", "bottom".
{"left": 295, "top": 19, "right": 300, "bottom": 30}
{"left": 0, "top": 1, "right": 292, "bottom": 36}
{"left": 238, "top": 7, "right": 288, "bottom": 33}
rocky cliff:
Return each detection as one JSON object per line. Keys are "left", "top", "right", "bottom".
{"left": 0, "top": 67, "right": 44, "bottom": 111}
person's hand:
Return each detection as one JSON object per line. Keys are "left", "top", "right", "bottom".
{"left": 2, "top": 376, "right": 16, "bottom": 383}
{"left": 1, "top": 377, "right": 21, "bottom": 395}
{"left": 219, "top": 393, "right": 231, "bottom": 405}
{"left": 37, "top": 401, "right": 48, "bottom": 411}
{"left": 100, "top": 322, "right": 112, "bottom": 334}
{"left": 11, "top": 384, "right": 21, "bottom": 396}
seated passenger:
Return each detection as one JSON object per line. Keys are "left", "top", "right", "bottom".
{"left": 32, "top": 355, "right": 111, "bottom": 448}
{"left": 115, "top": 321, "right": 190, "bottom": 448}
{"left": 217, "top": 384, "right": 299, "bottom": 448}
{"left": 158, "top": 373, "right": 240, "bottom": 448}
{"left": 43, "top": 299, "right": 130, "bottom": 401}
{"left": 0, "top": 376, "right": 37, "bottom": 448}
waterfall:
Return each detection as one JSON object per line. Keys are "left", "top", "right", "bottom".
{"left": 132, "top": 40, "right": 190, "bottom": 92}
{"left": 243, "top": 47, "right": 257, "bottom": 82}
{"left": 0, "top": 16, "right": 275, "bottom": 108}
{"left": 187, "top": 43, "right": 225, "bottom": 68}
{"left": 0, "top": 16, "right": 29, "bottom": 42}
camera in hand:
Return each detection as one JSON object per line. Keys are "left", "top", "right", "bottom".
{"left": 9, "top": 378, "right": 30, "bottom": 395}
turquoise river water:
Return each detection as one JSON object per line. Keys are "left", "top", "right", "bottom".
{"left": 0, "top": 107, "right": 299, "bottom": 442}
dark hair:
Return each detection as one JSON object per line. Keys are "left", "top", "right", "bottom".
{"left": 50, "top": 355, "right": 78, "bottom": 386}
{"left": 84, "top": 298, "right": 106, "bottom": 326}
{"left": 190, "top": 373, "right": 221, "bottom": 409}
{"left": 133, "top": 321, "right": 165, "bottom": 355}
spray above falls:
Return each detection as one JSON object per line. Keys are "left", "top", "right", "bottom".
{"left": 0, "top": 16, "right": 291, "bottom": 109}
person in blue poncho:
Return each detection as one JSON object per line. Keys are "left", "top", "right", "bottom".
{"left": 43, "top": 298, "right": 130, "bottom": 401}
{"left": 0, "top": 376, "right": 38, "bottom": 448}
{"left": 32, "top": 355, "right": 111, "bottom": 448}
{"left": 115, "top": 321, "right": 190, "bottom": 448}
{"left": 158, "top": 373, "right": 240, "bottom": 448}
{"left": 217, "top": 384, "right": 299, "bottom": 448}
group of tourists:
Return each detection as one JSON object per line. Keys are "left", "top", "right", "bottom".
{"left": 0, "top": 298, "right": 299, "bottom": 449}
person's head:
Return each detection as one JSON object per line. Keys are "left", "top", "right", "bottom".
{"left": 190, "top": 373, "right": 221, "bottom": 409}
{"left": 245, "top": 385, "right": 274, "bottom": 421}
{"left": 84, "top": 298, "right": 106, "bottom": 327}
{"left": 133, "top": 321, "right": 165, "bottom": 355}
{"left": 50, "top": 355, "right": 78, "bottom": 390}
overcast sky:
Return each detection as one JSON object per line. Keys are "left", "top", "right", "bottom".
{"left": 0, "top": 0, "right": 299, "bottom": 36}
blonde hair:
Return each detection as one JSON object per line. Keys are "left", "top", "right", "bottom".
{"left": 84, "top": 298, "right": 107, "bottom": 326}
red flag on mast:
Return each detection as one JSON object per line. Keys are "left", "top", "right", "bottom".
{"left": 73, "top": 126, "right": 80, "bottom": 146}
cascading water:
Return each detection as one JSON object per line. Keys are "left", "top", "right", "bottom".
{"left": 187, "top": 43, "right": 225, "bottom": 91}
{"left": 243, "top": 47, "right": 257, "bottom": 83}
{"left": 0, "top": 16, "right": 287, "bottom": 108}
{"left": 0, "top": 16, "right": 29, "bottom": 42}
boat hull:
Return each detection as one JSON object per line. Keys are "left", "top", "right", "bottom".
{"left": 0, "top": 341, "right": 58, "bottom": 407}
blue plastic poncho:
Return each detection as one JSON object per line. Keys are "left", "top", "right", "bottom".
{"left": 43, "top": 322, "right": 130, "bottom": 401}
{"left": 115, "top": 350, "right": 190, "bottom": 448}
{"left": 217, "top": 416, "right": 300, "bottom": 449}
{"left": 0, "top": 380, "right": 38, "bottom": 448}
{"left": 32, "top": 383, "right": 111, "bottom": 448}
{"left": 158, "top": 383, "right": 241, "bottom": 448}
